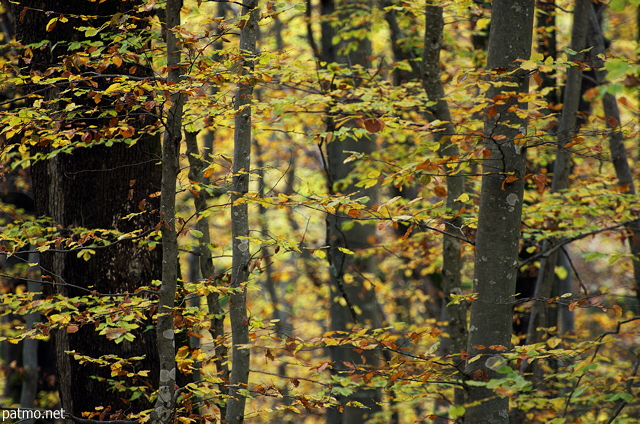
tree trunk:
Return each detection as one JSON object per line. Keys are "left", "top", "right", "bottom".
{"left": 152, "top": 0, "right": 184, "bottom": 422}
{"left": 588, "top": 4, "right": 640, "bottom": 313}
{"left": 526, "top": 0, "right": 590, "bottom": 349}
{"left": 226, "top": 1, "right": 259, "bottom": 423}
{"left": 315, "top": 1, "right": 382, "bottom": 422}
{"left": 14, "top": 1, "right": 162, "bottom": 418}
{"left": 464, "top": 1, "right": 534, "bottom": 423}
{"left": 421, "top": 3, "right": 467, "bottom": 412}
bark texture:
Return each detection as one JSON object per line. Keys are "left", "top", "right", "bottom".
{"left": 152, "top": 0, "right": 184, "bottom": 422}
{"left": 526, "top": 0, "right": 590, "bottom": 348}
{"left": 226, "top": 1, "right": 259, "bottom": 423}
{"left": 421, "top": 4, "right": 466, "bottom": 411}
{"left": 464, "top": 1, "right": 534, "bottom": 423}
{"left": 588, "top": 5, "right": 640, "bottom": 312}
{"left": 14, "top": 0, "right": 162, "bottom": 417}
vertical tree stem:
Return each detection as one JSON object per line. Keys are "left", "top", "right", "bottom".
{"left": 226, "top": 2, "right": 259, "bottom": 423}
{"left": 153, "top": 0, "right": 184, "bottom": 422}
{"left": 465, "top": 1, "right": 534, "bottom": 422}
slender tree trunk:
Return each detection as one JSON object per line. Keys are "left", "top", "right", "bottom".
{"left": 588, "top": 5, "right": 640, "bottom": 312}
{"left": 464, "top": 2, "right": 534, "bottom": 423}
{"left": 19, "top": 255, "right": 39, "bottom": 424}
{"left": 526, "top": 0, "right": 590, "bottom": 349}
{"left": 183, "top": 3, "right": 230, "bottom": 419}
{"left": 153, "top": 1, "right": 184, "bottom": 422}
{"left": 421, "top": 4, "right": 467, "bottom": 412}
{"left": 318, "top": 2, "right": 382, "bottom": 422}
{"left": 226, "top": 2, "right": 259, "bottom": 423}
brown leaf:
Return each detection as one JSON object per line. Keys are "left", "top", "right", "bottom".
{"left": 434, "top": 186, "right": 447, "bottom": 198}
{"left": 473, "top": 368, "right": 489, "bottom": 382}
{"left": 607, "top": 115, "right": 618, "bottom": 128}
{"left": 363, "top": 118, "right": 385, "bottom": 133}
{"left": 532, "top": 173, "right": 547, "bottom": 193}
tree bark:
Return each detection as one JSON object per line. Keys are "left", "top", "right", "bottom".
{"left": 14, "top": 0, "right": 162, "bottom": 418}
{"left": 316, "top": 2, "right": 383, "bottom": 422}
{"left": 421, "top": 3, "right": 466, "bottom": 411}
{"left": 152, "top": 0, "right": 184, "bottom": 422}
{"left": 588, "top": 5, "right": 640, "bottom": 313}
{"left": 464, "top": 1, "right": 534, "bottom": 423}
{"left": 226, "top": 1, "right": 259, "bottom": 423}
{"left": 526, "top": 0, "right": 590, "bottom": 349}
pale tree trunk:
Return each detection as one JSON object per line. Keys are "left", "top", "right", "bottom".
{"left": 588, "top": 5, "right": 640, "bottom": 313}
{"left": 184, "top": 2, "right": 230, "bottom": 418}
{"left": 153, "top": 0, "right": 185, "bottom": 422}
{"left": 226, "top": 1, "right": 259, "bottom": 423}
{"left": 421, "top": 4, "right": 467, "bottom": 413}
{"left": 526, "top": 0, "right": 590, "bottom": 350}
{"left": 185, "top": 129, "right": 230, "bottom": 419}
{"left": 464, "top": 1, "right": 534, "bottom": 423}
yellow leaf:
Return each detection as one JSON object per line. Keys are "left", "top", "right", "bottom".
{"left": 338, "top": 247, "right": 354, "bottom": 255}
{"left": 530, "top": 52, "right": 544, "bottom": 61}
{"left": 546, "top": 337, "right": 562, "bottom": 348}
{"left": 313, "top": 249, "right": 326, "bottom": 259}
{"left": 554, "top": 266, "right": 568, "bottom": 280}
{"left": 454, "top": 193, "right": 469, "bottom": 203}
{"left": 476, "top": 18, "right": 490, "bottom": 31}
{"left": 520, "top": 60, "right": 538, "bottom": 71}
{"left": 46, "top": 18, "right": 58, "bottom": 32}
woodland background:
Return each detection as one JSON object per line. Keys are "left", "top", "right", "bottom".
{"left": 0, "top": 0, "right": 639, "bottom": 423}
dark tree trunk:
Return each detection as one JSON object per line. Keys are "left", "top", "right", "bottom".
{"left": 464, "top": 1, "right": 534, "bottom": 423}
{"left": 13, "top": 0, "right": 161, "bottom": 417}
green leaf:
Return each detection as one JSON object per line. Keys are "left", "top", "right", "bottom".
{"left": 610, "top": 0, "right": 627, "bottom": 11}
{"left": 449, "top": 405, "right": 465, "bottom": 418}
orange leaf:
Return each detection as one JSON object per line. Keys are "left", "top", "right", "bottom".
{"left": 203, "top": 167, "right": 215, "bottom": 178}
{"left": 607, "top": 115, "right": 618, "bottom": 128}
{"left": 487, "top": 106, "right": 498, "bottom": 119}
{"left": 112, "top": 56, "right": 123, "bottom": 67}
{"left": 416, "top": 159, "right": 431, "bottom": 170}
{"left": 119, "top": 126, "right": 135, "bottom": 138}
{"left": 489, "top": 344, "right": 507, "bottom": 351}
{"left": 434, "top": 186, "right": 447, "bottom": 198}
{"left": 66, "top": 324, "right": 79, "bottom": 333}
{"left": 501, "top": 175, "right": 518, "bottom": 190}
{"left": 533, "top": 71, "right": 542, "bottom": 86}
{"left": 347, "top": 209, "right": 360, "bottom": 218}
